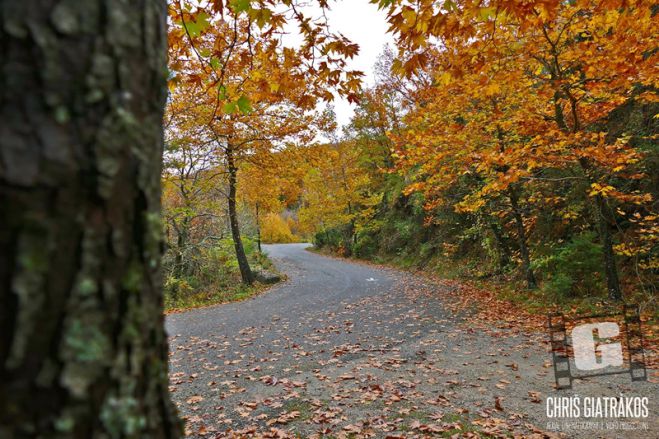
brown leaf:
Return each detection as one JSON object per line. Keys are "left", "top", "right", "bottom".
{"left": 186, "top": 395, "right": 204, "bottom": 404}
{"left": 528, "top": 391, "right": 542, "bottom": 403}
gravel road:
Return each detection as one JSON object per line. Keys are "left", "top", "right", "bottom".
{"left": 167, "top": 244, "right": 657, "bottom": 438}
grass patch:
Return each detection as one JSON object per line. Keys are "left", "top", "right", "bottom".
{"left": 436, "top": 412, "right": 485, "bottom": 438}
{"left": 165, "top": 281, "right": 274, "bottom": 313}
{"left": 281, "top": 399, "right": 315, "bottom": 422}
{"left": 390, "top": 409, "right": 487, "bottom": 437}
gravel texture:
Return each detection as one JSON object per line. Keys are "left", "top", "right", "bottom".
{"left": 167, "top": 244, "right": 657, "bottom": 438}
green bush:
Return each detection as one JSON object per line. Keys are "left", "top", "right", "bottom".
{"left": 537, "top": 231, "right": 604, "bottom": 298}
{"left": 353, "top": 232, "right": 378, "bottom": 258}
{"left": 163, "top": 235, "right": 272, "bottom": 310}
{"left": 393, "top": 219, "right": 414, "bottom": 243}
{"left": 314, "top": 227, "right": 345, "bottom": 250}
{"left": 164, "top": 276, "right": 194, "bottom": 301}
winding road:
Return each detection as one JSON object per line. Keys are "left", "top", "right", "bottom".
{"left": 167, "top": 243, "right": 401, "bottom": 343}
{"left": 167, "top": 244, "right": 657, "bottom": 438}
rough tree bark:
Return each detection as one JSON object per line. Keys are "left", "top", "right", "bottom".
{"left": 0, "top": 1, "right": 181, "bottom": 437}
{"left": 226, "top": 144, "right": 254, "bottom": 285}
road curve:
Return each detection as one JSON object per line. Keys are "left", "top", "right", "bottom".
{"left": 166, "top": 243, "right": 398, "bottom": 339}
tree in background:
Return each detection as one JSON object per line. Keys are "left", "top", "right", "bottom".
{"left": 394, "top": 63, "right": 543, "bottom": 289}
{"left": 239, "top": 162, "right": 285, "bottom": 251}
{"left": 261, "top": 213, "right": 298, "bottom": 244}
{"left": 299, "top": 140, "right": 380, "bottom": 255}
{"left": 163, "top": 107, "right": 227, "bottom": 279}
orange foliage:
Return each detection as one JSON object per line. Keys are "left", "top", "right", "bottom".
{"left": 261, "top": 213, "right": 298, "bottom": 244}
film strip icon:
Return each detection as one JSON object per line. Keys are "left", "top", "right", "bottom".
{"left": 548, "top": 312, "right": 572, "bottom": 389}
{"left": 548, "top": 305, "right": 647, "bottom": 390}
{"left": 624, "top": 304, "right": 648, "bottom": 383}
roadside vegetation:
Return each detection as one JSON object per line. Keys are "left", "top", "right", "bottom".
{"left": 163, "top": 237, "right": 277, "bottom": 311}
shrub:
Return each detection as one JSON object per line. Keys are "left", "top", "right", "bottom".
{"left": 164, "top": 276, "right": 194, "bottom": 301}
{"left": 261, "top": 213, "right": 296, "bottom": 243}
{"left": 314, "top": 227, "right": 344, "bottom": 250}
{"left": 353, "top": 232, "right": 378, "bottom": 258}
{"left": 537, "top": 231, "right": 605, "bottom": 298}
{"left": 163, "top": 235, "right": 271, "bottom": 309}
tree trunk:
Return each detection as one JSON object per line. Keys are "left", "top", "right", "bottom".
{"left": 173, "top": 218, "right": 189, "bottom": 278}
{"left": 508, "top": 187, "right": 537, "bottom": 289}
{"left": 552, "top": 88, "right": 623, "bottom": 301}
{"left": 0, "top": 1, "right": 181, "bottom": 437}
{"left": 226, "top": 145, "right": 254, "bottom": 285}
{"left": 255, "top": 202, "right": 262, "bottom": 253}
{"left": 489, "top": 221, "right": 511, "bottom": 273}
{"left": 595, "top": 195, "right": 622, "bottom": 301}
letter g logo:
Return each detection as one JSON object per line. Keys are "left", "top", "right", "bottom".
{"left": 572, "top": 322, "right": 623, "bottom": 371}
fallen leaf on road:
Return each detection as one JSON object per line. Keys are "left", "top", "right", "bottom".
{"left": 495, "top": 396, "right": 504, "bottom": 411}
{"left": 186, "top": 395, "right": 204, "bottom": 404}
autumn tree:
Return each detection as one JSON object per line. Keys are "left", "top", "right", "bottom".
{"left": 168, "top": 1, "right": 361, "bottom": 284}
{"left": 391, "top": 44, "right": 554, "bottom": 288}
{"left": 347, "top": 47, "right": 418, "bottom": 174}
{"left": 237, "top": 162, "right": 283, "bottom": 251}
{"left": 514, "top": 1, "right": 657, "bottom": 299}
{"left": 299, "top": 139, "right": 379, "bottom": 254}
{"left": 381, "top": 0, "right": 658, "bottom": 298}
{"left": 260, "top": 213, "right": 298, "bottom": 244}
{"left": 162, "top": 135, "right": 226, "bottom": 279}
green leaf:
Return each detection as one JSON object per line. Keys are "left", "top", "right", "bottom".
{"left": 248, "top": 8, "right": 272, "bottom": 28}
{"left": 223, "top": 102, "right": 237, "bottom": 114}
{"left": 479, "top": 7, "right": 496, "bottom": 20}
{"left": 217, "top": 85, "right": 227, "bottom": 100}
{"left": 230, "top": 0, "right": 251, "bottom": 13}
{"left": 237, "top": 95, "right": 253, "bottom": 114}
{"left": 182, "top": 11, "right": 210, "bottom": 37}
{"left": 375, "top": 0, "right": 395, "bottom": 10}
{"left": 443, "top": 0, "right": 457, "bottom": 12}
